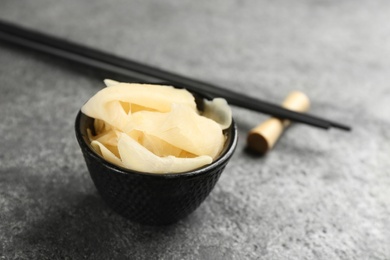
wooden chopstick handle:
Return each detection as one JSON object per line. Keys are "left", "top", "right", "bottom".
{"left": 247, "top": 91, "right": 310, "bottom": 154}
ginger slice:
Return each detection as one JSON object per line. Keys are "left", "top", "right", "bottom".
{"left": 117, "top": 133, "right": 212, "bottom": 174}
{"left": 130, "top": 104, "right": 225, "bottom": 158}
{"left": 81, "top": 83, "right": 197, "bottom": 126}
{"left": 81, "top": 82, "right": 232, "bottom": 173}
{"left": 91, "top": 140, "right": 123, "bottom": 167}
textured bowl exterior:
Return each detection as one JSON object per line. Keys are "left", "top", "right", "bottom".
{"left": 75, "top": 108, "right": 237, "bottom": 225}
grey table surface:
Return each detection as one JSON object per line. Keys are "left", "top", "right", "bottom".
{"left": 1, "top": 1, "right": 389, "bottom": 259}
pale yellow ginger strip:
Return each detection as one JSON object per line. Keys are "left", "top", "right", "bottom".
{"left": 103, "top": 79, "right": 120, "bottom": 87}
{"left": 140, "top": 133, "right": 188, "bottom": 158}
{"left": 102, "top": 100, "right": 130, "bottom": 131}
{"left": 179, "top": 150, "right": 197, "bottom": 158}
{"left": 91, "top": 140, "right": 123, "bottom": 167}
{"left": 130, "top": 104, "right": 225, "bottom": 158}
{"left": 126, "top": 129, "right": 142, "bottom": 142}
{"left": 202, "top": 98, "right": 232, "bottom": 130}
{"left": 87, "top": 128, "right": 109, "bottom": 142}
{"left": 81, "top": 83, "right": 196, "bottom": 126}
{"left": 88, "top": 122, "right": 115, "bottom": 141}
{"left": 117, "top": 133, "right": 212, "bottom": 174}
{"left": 93, "top": 130, "right": 118, "bottom": 147}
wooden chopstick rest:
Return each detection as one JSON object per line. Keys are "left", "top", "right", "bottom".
{"left": 246, "top": 91, "right": 310, "bottom": 154}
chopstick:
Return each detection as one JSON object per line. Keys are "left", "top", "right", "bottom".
{"left": 0, "top": 20, "right": 351, "bottom": 131}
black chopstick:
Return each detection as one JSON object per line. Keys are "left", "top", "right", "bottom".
{"left": 0, "top": 20, "right": 351, "bottom": 131}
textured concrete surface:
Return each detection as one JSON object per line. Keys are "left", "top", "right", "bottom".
{"left": 1, "top": 0, "right": 389, "bottom": 259}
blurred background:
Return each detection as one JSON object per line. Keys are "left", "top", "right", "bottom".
{"left": 1, "top": 0, "right": 389, "bottom": 259}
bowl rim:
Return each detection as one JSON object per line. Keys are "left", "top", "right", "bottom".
{"left": 75, "top": 109, "right": 238, "bottom": 180}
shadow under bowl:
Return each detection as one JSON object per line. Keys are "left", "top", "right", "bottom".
{"left": 75, "top": 96, "right": 237, "bottom": 225}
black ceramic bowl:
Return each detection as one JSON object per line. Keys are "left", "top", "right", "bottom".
{"left": 75, "top": 91, "right": 237, "bottom": 225}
